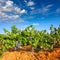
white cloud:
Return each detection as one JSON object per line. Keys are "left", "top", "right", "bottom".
{"left": 42, "top": 4, "right": 53, "bottom": 15}
{"left": 20, "top": 9, "right": 26, "bottom": 14}
{"left": 30, "top": 7, "right": 35, "bottom": 10}
{"left": 24, "top": 0, "right": 35, "bottom": 10}
{"left": 30, "top": 4, "right": 53, "bottom": 15}
{"left": 41, "top": 17, "right": 45, "bottom": 19}
{"left": 8, "top": 15, "right": 19, "bottom": 19}
{"left": 27, "top": 1, "right": 34, "bottom": 6}
{"left": 6, "top": 0, "right": 13, "bottom": 6}
{"left": 24, "top": 0, "right": 27, "bottom": 3}
{"left": 56, "top": 8, "right": 60, "bottom": 13}
{"left": 46, "top": 4, "right": 53, "bottom": 8}
{"left": 33, "top": 23, "right": 39, "bottom": 26}
{"left": 0, "top": 0, "right": 26, "bottom": 22}
{"left": 0, "top": 12, "right": 19, "bottom": 20}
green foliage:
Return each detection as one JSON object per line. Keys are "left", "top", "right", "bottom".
{"left": 0, "top": 25, "right": 60, "bottom": 55}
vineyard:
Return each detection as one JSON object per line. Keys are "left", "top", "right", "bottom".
{"left": 0, "top": 25, "right": 60, "bottom": 60}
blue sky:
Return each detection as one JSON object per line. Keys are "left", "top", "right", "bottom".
{"left": 0, "top": 0, "right": 60, "bottom": 33}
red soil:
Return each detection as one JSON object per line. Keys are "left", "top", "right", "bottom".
{"left": 0, "top": 46, "right": 60, "bottom": 60}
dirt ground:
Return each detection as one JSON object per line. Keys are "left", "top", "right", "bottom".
{"left": 0, "top": 46, "right": 60, "bottom": 60}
